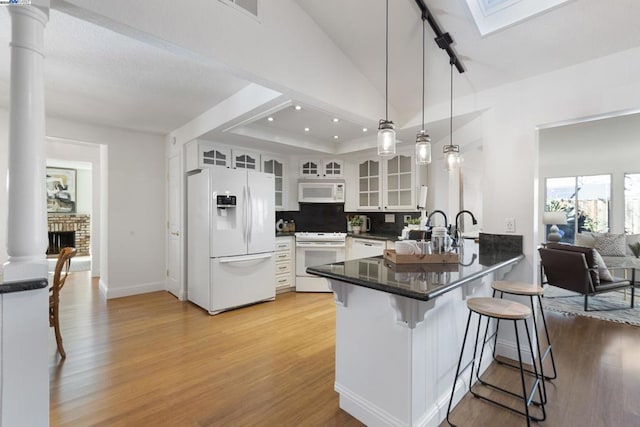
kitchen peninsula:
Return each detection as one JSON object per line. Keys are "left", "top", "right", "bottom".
{"left": 307, "top": 234, "right": 523, "bottom": 427}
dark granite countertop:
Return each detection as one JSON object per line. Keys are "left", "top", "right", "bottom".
{"left": 0, "top": 277, "right": 48, "bottom": 294}
{"left": 307, "top": 242, "right": 523, "bottom": 301}
{"left": 347, "top": 232, "right": 400, "bottom": 242}
{"left": 275, "top": 232, "right": 297, "bottom": 237}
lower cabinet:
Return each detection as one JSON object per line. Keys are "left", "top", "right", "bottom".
{"left": 275, "top": 236, "right": 295, "bottom": 293}
{"left": 346, "top": 237, "right": 387, "bottom": 260}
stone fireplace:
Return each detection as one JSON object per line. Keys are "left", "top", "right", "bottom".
{"left": 47, "top": 214, "right": 90, "bottom": 257}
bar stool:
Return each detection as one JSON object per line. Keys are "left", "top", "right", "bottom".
{"left": 492, "top": 280, "right": 558, "bottom": 383}
{"left": 446, "top": 297, "right": 546, "bottom": 427}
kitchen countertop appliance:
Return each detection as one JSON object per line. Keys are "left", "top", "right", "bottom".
{"left": 187, "top": 167, "right": 275, "bottom": 315}
{"left": 295, "top": 232, "right": 346, "bottom": 292}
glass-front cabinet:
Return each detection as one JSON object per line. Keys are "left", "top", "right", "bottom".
{"left": 357, "top": 154, "right": 415, "bottom": 211}
{"left": 358, "top": 159, "right": 380, "bottom": 209}
{"left": 323, "top": 159, "right": 344, "bottom": 178}
{"left": 385, "top": 154, "right": 414, "bottom": 210}
{"left": 233, "top": 150, "right": 259, "bottom": 170}
{"left": 300, "top": 160, "right": 321, "bottom": 178}
{"left": 300, "top": 159, "right": 344, "bottom": 178}
{"left": 262, "top": 155, "right": 285, "bottom": 209}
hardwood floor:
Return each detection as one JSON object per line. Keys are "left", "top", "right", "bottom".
{"left": 50, "top": 272, "right": 640, "bottom": 426}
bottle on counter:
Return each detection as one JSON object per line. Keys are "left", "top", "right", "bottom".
{"left": 290, "top": 220, "right": 295, "bottom": 232}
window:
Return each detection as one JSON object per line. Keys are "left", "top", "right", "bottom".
{"left": 545, "top": 174, "right": 611, "bottom": 243}
{"left": 625, "top": 173, "right": 640, "bottom": 233}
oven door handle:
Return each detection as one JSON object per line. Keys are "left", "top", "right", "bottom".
{"left": 296, "top": 242, "right": 346, "bottom": 248}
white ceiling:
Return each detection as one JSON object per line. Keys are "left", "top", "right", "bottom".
{"left": 0, "top": 8, "right": 250, "bottom": 135}
{"left": 1, "top": 0, "right": 640, "bottom": 152}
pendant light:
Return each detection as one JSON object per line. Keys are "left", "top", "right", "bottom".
{"left": 378, "top": 0, "right": 396, "bottom": 157}
{"left": 415, "top": 16, "right": 431, "bottom": 165}
{"left": 444, "top": 60, "right": 461, "bottom": 171}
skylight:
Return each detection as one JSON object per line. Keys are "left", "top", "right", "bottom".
{"left": 466, "top": 0, "right": 574, "bottom": 36}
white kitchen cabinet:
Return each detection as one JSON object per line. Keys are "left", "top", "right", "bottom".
{"left": 299, "top": 158, "right": 344, "bottom": 179}
{"left": 300, "top": 159, "right": 321, "bottom": 178}
{"left": 275, "top": 236, "right": 295, "bottom": 293}
{"left": 233, "top": 150, "right": 260, "bottom": 170}
{"left": 357, "top": 153, "right": 415, "bottom": 211}
{"left": 185, "top": 141, "right": 231, "bottom": 171}
{"left": 323, "top": 159, "right": 344, "bottom": 178}
{"left": 262, "top": 155, "right": 286, "bottom": 210}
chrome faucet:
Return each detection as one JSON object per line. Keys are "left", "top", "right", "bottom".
{"left": 426, "top": 210, "right": 448, "bottom": 228}
{"left": 452, "top": 210, "right": 478, "bottom": 246}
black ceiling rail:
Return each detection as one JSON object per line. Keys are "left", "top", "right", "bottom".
{"left": 413, "top": 0, "right": 465, "bottom": 74}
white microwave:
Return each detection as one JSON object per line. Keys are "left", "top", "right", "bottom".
{"left": 298, "top": 181, "right": 345, "bottom": 203}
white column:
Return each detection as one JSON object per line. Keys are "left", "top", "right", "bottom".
{"left": 3, "top": 2, "right": 50, "bottom": 282}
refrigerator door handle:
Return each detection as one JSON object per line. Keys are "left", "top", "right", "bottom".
{"left": 219, "top": 252, "right": 273, "bottom": 264}
{"left": 247, "top": 185, "right": 253, "bottom": 245}
{"left": 242, "top": 185, "right": 248, "bottom": 244}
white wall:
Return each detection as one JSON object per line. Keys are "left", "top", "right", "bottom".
{"left": 45, "top": 117, "right": 166, "bottom": 298}
{"left": 463, "top": 45, "right": 640, "bottom": 284}
{"left": 0, "top": 109, "right": 7, "bottom": 266}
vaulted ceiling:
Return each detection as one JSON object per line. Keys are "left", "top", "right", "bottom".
{"left": 1, "top": 0, "right": 640, "bottom": 154}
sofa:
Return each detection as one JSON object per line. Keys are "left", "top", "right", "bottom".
{"left": 575, "top": 232, "right": 640, "bottom": 272}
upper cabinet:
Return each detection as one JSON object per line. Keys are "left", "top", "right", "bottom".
{"left": 232, "top": 150, "right": 260, "bottom": 170}
{"left": 186, "top": 141, "right": 231, "bottom": 171}
{"left": 262, "top": 155, "right": 286, "bottom": 210}
{"left": 299, "top": 159, "right": 344, "bottom": 179}
{"left": 323, "top": 159, "right": 344, "bottom": 178}
{"left": 357, "top": 154, "right": 415, "bottom": 211}
{"left": 300, "top": 159, "right": 321, "bottom": 178}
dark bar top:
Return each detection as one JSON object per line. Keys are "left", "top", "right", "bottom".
{"left": 0, "top": 277, "right": 48, "bottom": 294}
{"left": 307, "top": 242, "right": 523, "bottom": 301}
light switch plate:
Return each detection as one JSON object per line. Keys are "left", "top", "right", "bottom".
{"left": 385, "top": 214, "right": 395, "bottom": 223}
{"left": 505, "top": 218, "right": 516, "bottom": 233}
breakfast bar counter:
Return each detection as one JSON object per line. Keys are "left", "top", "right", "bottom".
{"left": 307, "top": 236, "right": 523, "bottom": 427}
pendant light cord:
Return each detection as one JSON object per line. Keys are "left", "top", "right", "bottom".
{"left": 449, "top": 61, "right": 453, "bottom": 148}
{"left": 421, "top": 18, "right": 425, "bottom": 131}
{"left": 385, "top": 0, "right": 389, "bottom": 121}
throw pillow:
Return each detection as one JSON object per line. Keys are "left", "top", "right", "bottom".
{"left": 575, "top": 232, "right": 595, "bottom": 248}
{"left": 592, "top": 249, "right": 614, "bottom": 282}
{"left": 625, "top": 234, "right": 640, "bottom": 256}
{"left": 593, "top": 233, "right": 626, "bottom": 257}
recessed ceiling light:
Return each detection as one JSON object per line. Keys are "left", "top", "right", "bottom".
{"left": 304, "top": 127, "right": 310, "bottom": 132}
{"left": 333, "top": 135, "right": 339, "bottom": 140}
{"left": 332, "top": 118, "right": 339, "bottom": 123}
{"left": 362, "top": 127, "right": 368, "bottom": 132}
{"left": 294, "top": 105, "right": 302, "bottom": 111}
{"left": 267, "top": 117, "right": 274, "bottom": 122}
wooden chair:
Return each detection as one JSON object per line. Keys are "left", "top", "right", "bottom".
{"left": 539, "top": 243, "right": 634, "bottom": 311}
{"left": 50, "top": 247, "right": 76, "bottom": 358}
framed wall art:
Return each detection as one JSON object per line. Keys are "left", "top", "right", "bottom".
{"left": 47, "top": 167, "right": 77, "bottom": 213}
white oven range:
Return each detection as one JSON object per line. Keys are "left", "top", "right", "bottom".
{"left": 295, "top": 232, "right": 346, "bottom": 292}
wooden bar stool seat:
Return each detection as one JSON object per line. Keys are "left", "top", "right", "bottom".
{"left": 492, "top": 280, "right": 543, "bottom": 296}
{"left": 492, "top": 280, "right": 558, "bottom": 382}
{"left": 446, "top": 297, "right": 546, "bottom": 427}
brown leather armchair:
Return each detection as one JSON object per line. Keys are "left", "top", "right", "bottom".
{"left": 539, "top": 243, "right": 635, "bottom": 311}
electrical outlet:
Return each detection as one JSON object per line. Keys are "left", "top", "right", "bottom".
{"left": 385, "top": 214, "right": 395, "bottom": 223}
{"left": 505, "top": 218, "right": 516, "bottom": 233}
{"left": 404, "top": 215, "right": 412, "bottom": 223}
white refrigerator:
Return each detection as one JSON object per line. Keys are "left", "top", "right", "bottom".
{"left": 187, "top": 167, "right": 276, "bottom": 315}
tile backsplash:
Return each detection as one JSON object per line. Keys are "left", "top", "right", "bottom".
{"left": 276, "top": 204, "right": 420, "bottom": 234}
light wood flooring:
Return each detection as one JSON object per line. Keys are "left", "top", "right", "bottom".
{"left": 50, "top": 272, "right": 640, "bottom": 426}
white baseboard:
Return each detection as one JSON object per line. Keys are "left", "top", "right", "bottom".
{"left": 100, "top": 280, "right": 166, "bottom": 299}
{"left": 495, "top": 336, "right": 534, "bottom": 365}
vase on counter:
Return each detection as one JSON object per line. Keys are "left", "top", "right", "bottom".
{"left": 352, "top": 226, "right": 361, "bottom": 235}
